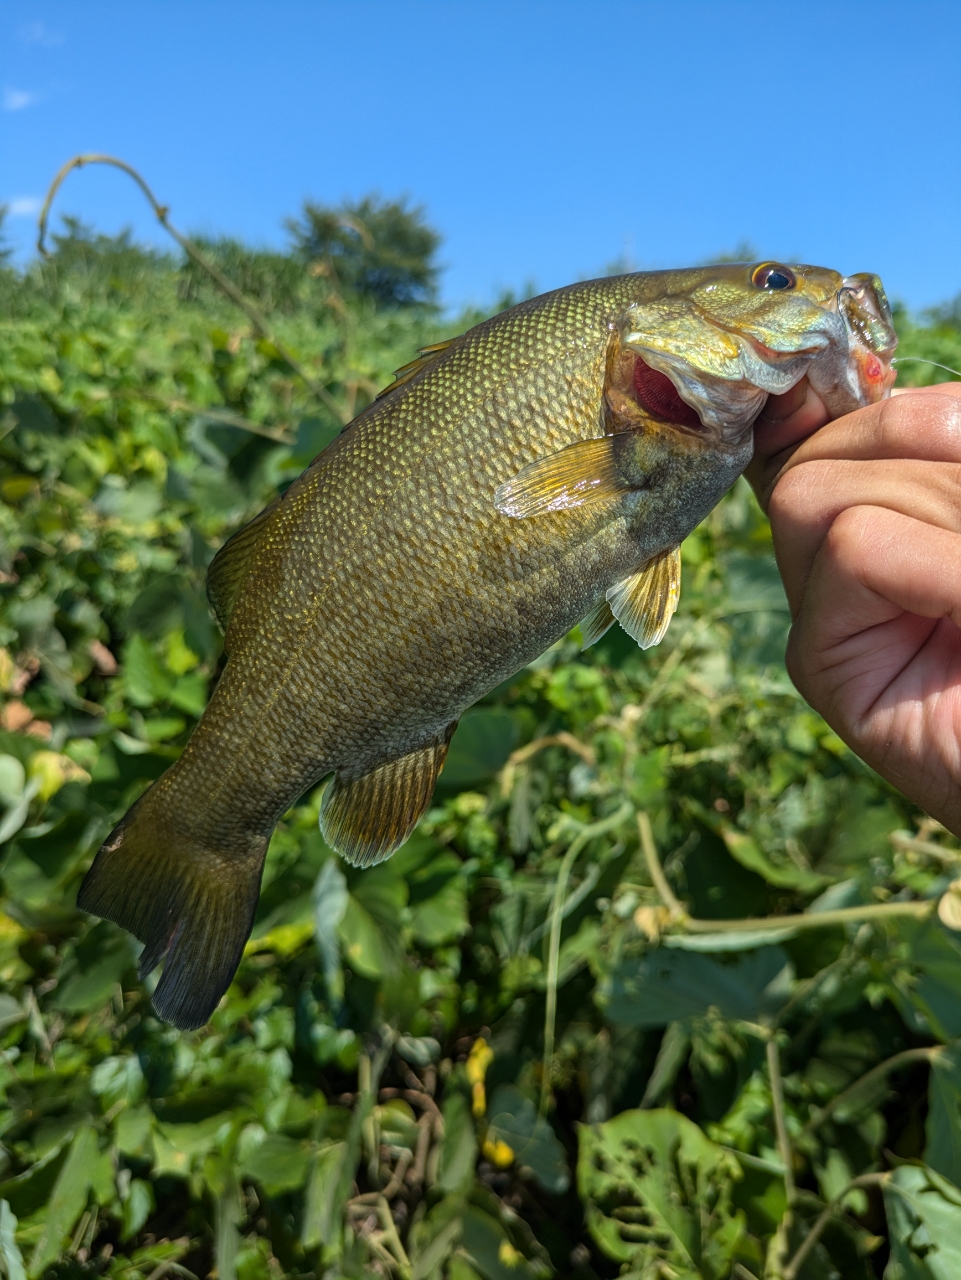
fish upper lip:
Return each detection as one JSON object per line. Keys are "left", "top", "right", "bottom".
{"left": 698, "top": 310, "right": 827, "bottom": 364}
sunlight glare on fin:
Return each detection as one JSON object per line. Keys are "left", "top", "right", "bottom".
{"left": 607, "top": 546, "right": 681, "bottom": 649}
{"left": 494, "top": 436, "right": 628, "bottom": 519}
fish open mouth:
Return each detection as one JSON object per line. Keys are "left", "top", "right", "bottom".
{"left": 631, "top": 356, "right": 706, "bottom": 431}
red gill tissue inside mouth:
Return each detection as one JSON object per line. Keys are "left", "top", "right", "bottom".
{"left": 633, "top": 357, "right": 703, "bottom": 428}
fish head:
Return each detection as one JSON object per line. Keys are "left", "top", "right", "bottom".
{"left": 611, "top": 262, "right": 898, "bottom": 444}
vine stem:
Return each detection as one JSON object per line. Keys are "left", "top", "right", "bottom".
{"left": 540, "top": 801, "right": 633, "bottom": 1114}
{"left": 638, "top": 811, "right": 685, "bottom": 917}
{"left": 639, "top": 815, "right": 938, "bottom": 934}
{"left": 36, "top": 153, "right": 348, "bottom": 423}
{"left": 782, "top": 1172, "right": 891, "bottom": 1280}
{"left": 801, "top": 1045, "right": 943, "bottom": 1135}
{"left": 767, "top": 1037, "right": 795, "bottom": 1206}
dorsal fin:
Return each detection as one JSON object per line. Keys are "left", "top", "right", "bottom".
{"left": 376, "top": 338, "right": 458, "bottom": 400}
{"left": 206, "top": 496, "right": 281, "bottom": 633}
{"left": 607, "top": 546, "right": 681, "bottom": 649}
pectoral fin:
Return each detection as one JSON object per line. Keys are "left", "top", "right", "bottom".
{"left": 607, "top": 546, "right": 681, "bottom": 649}
{"left": 494, "top": 436, "right": 629, "bottom": 519}
{"left": 579, "top": 599, "right": 616, "bottom": 650}
{"left": 320, "top": 727, "right": 456, "bottom": 868}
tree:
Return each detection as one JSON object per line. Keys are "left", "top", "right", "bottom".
{"left": 288, "top": 193, "right": 440, "bottom": 306}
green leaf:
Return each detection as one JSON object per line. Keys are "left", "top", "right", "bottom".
{"left": 460, "top": 1206, "right": 536, "bottom": 1280}
{"left": 578, "top": 1107, "right": 745, "bottom": 1273}
{"left": 437, "top": 1093, "right": 477, "bottom": 1195}
{"left": 240, "top": 1133, "right": 312, "bottom": 1195}
{"left": 115, "top": 1106, "right": 153, "bottom": 1158}
{"left": 407, "top": 854, "right": 469, "bottom": 945}
{"left": 301, "top": 1142, "right": 352, "bottom": 1256}
{"left": 121, "top": 1180, "right": 154, "bottom": 1241}
{"left": 884, "top": 1164, "right": 961, "bottom": 1279}
{"left": 0, "top": 1201, "right": 26, "bottom": 1280}
{"left": 122, "top": 634, "right": 172, "bottom": 707}
{"left": 168, "top": 671, "right": 208, "bottom": 716}
{"left": 53, "top": 922, "right": 135, "bottom": 1013}
{"left": 28, "top": 1124, "right": 97, "bottom": 1277}
{"left": 487, "top": 1085, "right": 569, "bottom": 1194}
{"left": 719, "top": 825, "right": 828, "bottom": 893}
{"left": 90, "top": 1054, "right": 145, "bottom": 1106}
{"left": 338, "top": 895, "right": 392, "bottom": 979}
{"left": 411, "top": 1212, "right": 463, "bottom": 1280}
{"left": 603, "top": 945, "right": 793, "bottom": 1028}
{"left": 927, "top": 1045, "right": 961, "bottom": 1186}
{"left": 896, "top": 920, "right": 961, "bottom": 1041}
{"left": 0, "top": 756, "right": 26, "bottom": 805}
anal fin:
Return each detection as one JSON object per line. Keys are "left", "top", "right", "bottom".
{"left": 579, "top": 598, "right": 616, "bottom": 650}
{"left": 607, "top": 546, "right": 681, "bottom": 649}
{"left": 320, "top": 727, "right": 456, "bottom": 868}
{"left": 494, "top": 436, "right": 629, "bottom": 519}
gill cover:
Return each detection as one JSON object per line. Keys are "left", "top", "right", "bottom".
{"left": 617, "top": 274, "right": 848, "bottom": 437}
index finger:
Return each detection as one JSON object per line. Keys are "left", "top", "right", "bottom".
{"left": 776, "top": 383, "right": 961, "bottom": 480}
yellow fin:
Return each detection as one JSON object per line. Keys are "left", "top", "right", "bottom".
{"left": 607, "top": 546, "right": 681, "bottom": 649}
{"left": 494, "top": 437, "right": 628, "bottom": 519}
{"left": 376, "top": 338, "right": 458, "bottom": 400}
{"left": 320, "top": 728, "right": 456, "bottom": 868}
{"left": 579, "top": 599, "right": 616, "bottom": 650}
{"left": 206, "top": 497, "right": 280, "bottom": 633}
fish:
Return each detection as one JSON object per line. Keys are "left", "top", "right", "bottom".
{"left": 77, "top": 261, "right": 897, "bottom": 1029}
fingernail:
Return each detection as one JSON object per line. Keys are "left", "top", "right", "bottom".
{"left": 757, "top": 380, "right": 809, "bottom": 426}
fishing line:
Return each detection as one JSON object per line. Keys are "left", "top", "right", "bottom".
{"left": 892, "top": 357, "right": 961, "bottom": 379}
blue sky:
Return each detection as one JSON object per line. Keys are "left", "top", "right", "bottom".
{"left": 2, "top": 1, "right": 960, "bottom": 313}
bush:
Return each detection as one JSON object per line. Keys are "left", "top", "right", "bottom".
{"left": 2, "top": 225, "right": 961, "bottom": 1278}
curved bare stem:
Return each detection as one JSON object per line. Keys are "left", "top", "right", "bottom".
{"left": 801, "top": 1045, "right": 943, "bottom": 1136}
{"left": 37, "top": 153, "right": 348, "bottom": 423}
{"left": 783, "top": 1172, "right": 891, "bottom": 1280}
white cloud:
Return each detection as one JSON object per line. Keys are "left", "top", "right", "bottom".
{"left": 3, "top": 87, "right": 38, "bottom": 112}
{"left": 5, "top": 197, "right": 42, "bottom": 218}
{"left": 18, "top": 22, "right": 63, "bottom": 47}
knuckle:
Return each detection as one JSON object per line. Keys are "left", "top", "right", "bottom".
{"left": 768, "top": 461, "right": 834, "bottom": 525}
{"left": 823, "top": 505, "right": 872, "bottom": 561}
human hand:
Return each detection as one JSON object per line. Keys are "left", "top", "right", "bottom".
{"left": 747, "top": 379, "right": 961, "bottom": 835}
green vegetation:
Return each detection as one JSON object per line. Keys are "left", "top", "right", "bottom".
{"left": 2, "top": 205, "right": 961, "bottom": 1280}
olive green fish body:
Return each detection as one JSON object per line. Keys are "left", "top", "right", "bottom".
{"left": 78, "top": 263, "right": 897, "bottom": 1028}
{"left": 171, "top": 283, "right": 751, "bottom": 838}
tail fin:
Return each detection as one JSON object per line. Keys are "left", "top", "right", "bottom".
{"left": 77, "top": 788, "right": 267, "bottom": 1031}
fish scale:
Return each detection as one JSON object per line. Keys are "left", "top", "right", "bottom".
{"left": 77, "top": 262, "right": 898, "bottom": 1029}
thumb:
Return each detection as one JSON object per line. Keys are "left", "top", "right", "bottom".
{"left": 746, "top": 378, "right": 830, "bottom": 512}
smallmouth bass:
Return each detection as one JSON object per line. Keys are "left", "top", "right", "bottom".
{"left": 79, "top": 262, "right": 897, "bottom": 1028}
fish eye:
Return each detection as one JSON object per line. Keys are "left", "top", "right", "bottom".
{"left": 752, "top": 263, "right": 797, "bottom": 291}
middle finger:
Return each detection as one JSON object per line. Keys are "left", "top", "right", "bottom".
{"left": 769, "top": 456, "right": 961, "bottom": 614}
